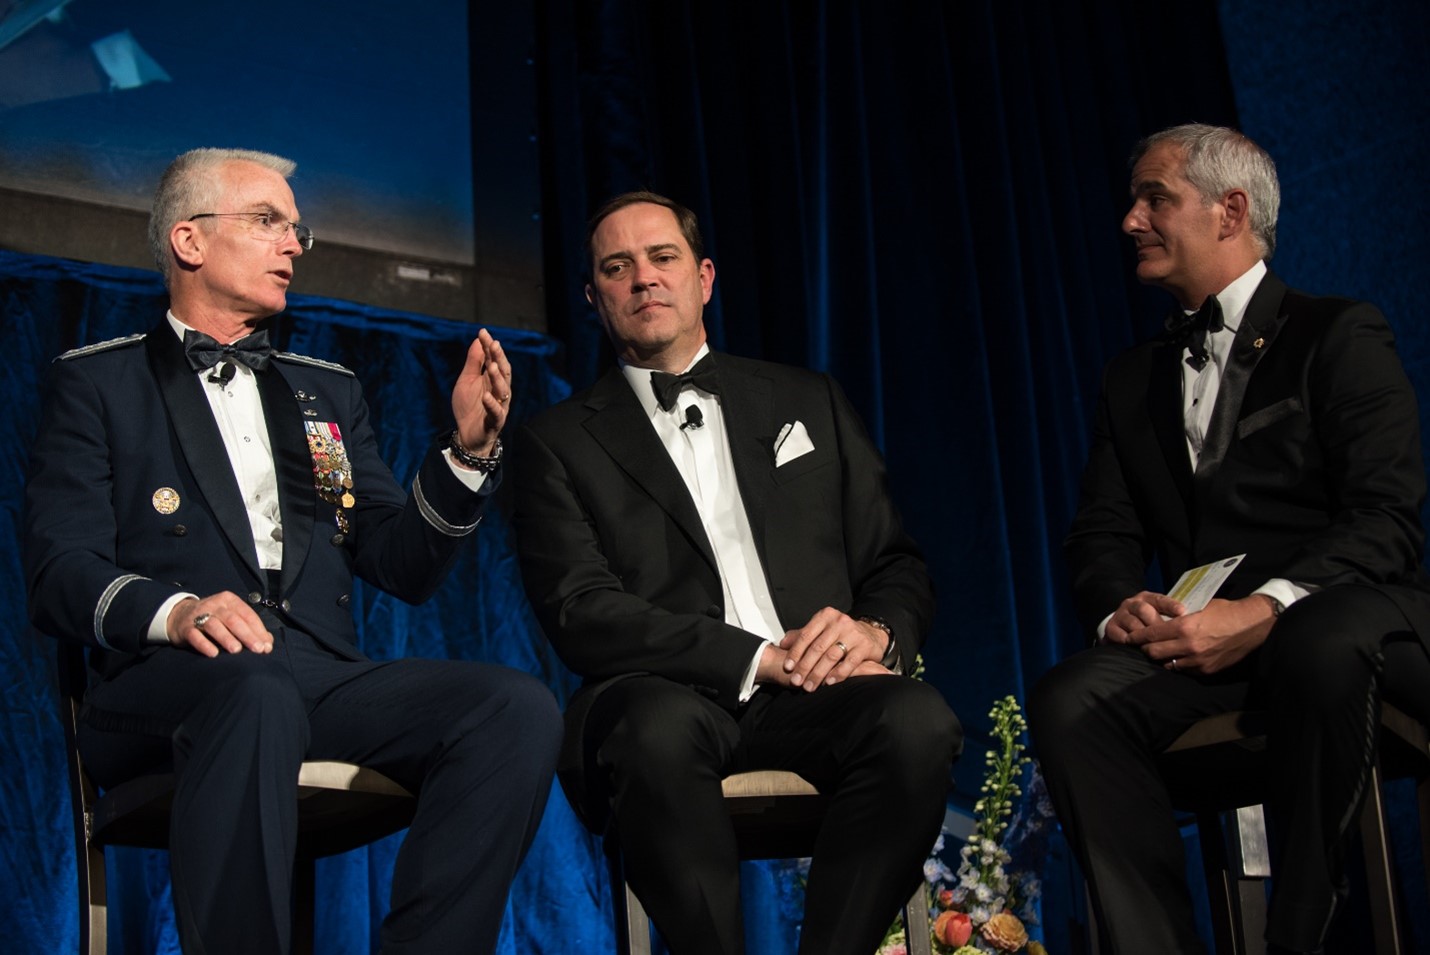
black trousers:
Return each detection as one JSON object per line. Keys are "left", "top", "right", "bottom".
{"left": 1028, "top": 584, "right": 1430, "bottom": 954}
{"left": 79, "top": 625, "right": 563, "bottom": 955}
{"left": 578, "top": 673, "right": 961, "bottom": 955}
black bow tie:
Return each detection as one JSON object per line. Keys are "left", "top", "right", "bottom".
{"left": 182, "top": 328, "right": 273, "bottom": 373}
{"left": 1165, "top": 295, "right": 1225, "bottom": 372}
{"left": 649, "top": 354, "right": 720, "bottom": 411}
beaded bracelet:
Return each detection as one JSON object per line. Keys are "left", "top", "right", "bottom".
{"left": 449, "top": 432, "right": 503, "bottom": 474}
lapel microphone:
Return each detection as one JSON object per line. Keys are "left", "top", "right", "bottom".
{"left": 680, "top": 404, "right": 704, "bottom": 431}
{"left": 207, "top": 362, "right": 237, "bottom": 386}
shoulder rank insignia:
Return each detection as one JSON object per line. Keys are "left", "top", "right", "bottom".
{"left": 56, "top": 333, "right": 145, "bottom": 362}
{"left": 273, "top": 351, "right": 356, "bottom": 377}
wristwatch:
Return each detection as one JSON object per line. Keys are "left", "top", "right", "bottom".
{"left": 859, "top": 616, "right": 903, "bottom": 675}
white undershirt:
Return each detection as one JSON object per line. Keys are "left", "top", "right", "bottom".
{"left": 621, "top": 344, "right": 781, "bottom": 700}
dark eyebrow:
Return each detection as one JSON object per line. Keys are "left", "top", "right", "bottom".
{"left": 1131, "top": 178, "right": 1168, "bottom": 198}
{"left": 644, "top": 243, "right": 681, "bottom": 257}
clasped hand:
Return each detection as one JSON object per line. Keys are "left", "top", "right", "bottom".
{"left": 1104, "top": 591, "right": 1277, "bottom": 674}
{"left": 756, "top": 606, "right": 895, "bottom": 692}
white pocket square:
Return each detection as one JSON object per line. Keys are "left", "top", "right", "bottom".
{"left": 774, "top": 420, "right": 815, "bottom": 467}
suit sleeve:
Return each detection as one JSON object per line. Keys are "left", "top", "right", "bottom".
{"left": 25, "top": 357, "right": 183, "bottom": 652}
{"left": 513, "top": 421, "right": 765, "bottom": 709}
{"left": 336, "top": 372, "right": 494, "bottom": 604}
{"left": 1063, "top": 361, "right": 1158, "bottom": 638}
{"left": 1280, "top": 302, "right": 1426, "bottom": 586}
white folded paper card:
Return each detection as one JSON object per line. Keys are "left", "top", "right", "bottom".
{"left": 1166, "top": 554, "right": 1245, "bottom": 612}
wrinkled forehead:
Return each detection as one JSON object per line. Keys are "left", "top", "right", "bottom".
{"left": 213, "top": 160, "right": 299, "bottom": 217}
{"left": 1130, "top": 143, "right": 1189, "bottom": 195}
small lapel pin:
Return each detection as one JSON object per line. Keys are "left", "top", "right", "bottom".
{"left": 294, "top": 390, "right": 316, "bottom": 402}
{"left": 152, "top": 487, "right": 180, "bottom": 514}
{"left": 303, "top": 408, "right": 318, "bottom": 417}
{"left": 1252, "top": 337, "right": 1265, "bottom": 349}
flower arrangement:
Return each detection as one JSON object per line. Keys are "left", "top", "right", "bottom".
{"left": 878, "top": 695, "right": 1053, "bottom": 955}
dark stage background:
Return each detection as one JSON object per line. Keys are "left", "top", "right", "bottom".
{"left": 3, "top": 1, "right": 1428, "bottom": 952}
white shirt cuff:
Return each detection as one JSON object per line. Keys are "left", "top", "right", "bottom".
{"left": 441, "top": 447, "right": 490, "bottom": 492}
{"left": 148, "top": 592, "right": 199, "bottom": 645}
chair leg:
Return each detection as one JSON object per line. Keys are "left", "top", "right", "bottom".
{"left": 293, "top": 858, "right": 317, "bottom": 955}
{"left": 623, "top": 882, "right": 654, "bottom": 955}
{"left": 1359, "top": 764, "right": 1405, "bottom": 955}
{"left": 80, "top": 836, "right": 106, "bottom": 955}
{"left": 902, "top": 881, "right": 931, "bottom": 955}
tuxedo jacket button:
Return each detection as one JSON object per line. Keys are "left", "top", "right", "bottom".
{"left": 337, "top": 594, "right": 350, "bottom": 608}
{"left": 279, "top": 599, "right": 292, "bottom": 612}
{"left": 172, "top": 524, "right": 187, "bottom": 537}
{"left": 248, "top": 592, "right": 263, "bottom": 604}
{"left": 330, "top": 533, "right": 346, "bottom": 546}
{"left": 705, "top": 605, "right": 722, "bottom": 619}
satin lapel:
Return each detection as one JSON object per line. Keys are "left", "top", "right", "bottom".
{"left": 144, "top": 326, "right": 262, "bottom": 578}
{"left": 256, "top": 363, "right": 315, "bottom": 593}
{"left": 1194, "top": 273, "right": 1290, "bottom": 481}
{"left": 717, "top": 359, "right": 775, "bottom": 554}
{"left": 1149, "top": 342, "right": 1194, "bottom": 506}
{"left": 582, "top": 368, "right": 718, "bottom": 573}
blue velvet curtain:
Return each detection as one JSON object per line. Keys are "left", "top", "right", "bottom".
{"left": 3, "top": 0, "right": 1428, "bottom": 952}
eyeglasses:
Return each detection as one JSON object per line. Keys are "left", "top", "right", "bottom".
{"left": 188, "top": 212, "right": 315, "bottom": 250}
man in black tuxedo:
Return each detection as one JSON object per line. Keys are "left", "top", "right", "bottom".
{"left": 24, "top": 148, "right": 561, "bottom": 953}
{"left": 514, "top": 191, "right": 960, "bottom": 954}
{"left": 1028, "top": 124, "right": 1430, "bottom": 953}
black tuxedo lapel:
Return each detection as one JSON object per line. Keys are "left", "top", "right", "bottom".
{"left": 144, "top": 325, "right": 263, "bottom": 578}
{"left": 582, "top": 368, "right": 718, "bottom": 574}
{"left": 1149, "top": 341, "right": 1194, "bottom": 506}
{"left": 716, "top": 358, "right": 777, "bottom": 555}
{"left": 256, "top": 362, "right": 315, "bottom": 593}
{"left": 1195, "top": 271, "right": 1290, "bottom": 481}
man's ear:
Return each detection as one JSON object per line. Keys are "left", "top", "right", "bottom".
{"left": 584, "top": 283, "right": 595, "bottom": 306}
{"left": 1219, "top": 189, "right": 1250, "bottom": 241}
{"left": 171, "top": 221, "right": 205, "bottom": 269}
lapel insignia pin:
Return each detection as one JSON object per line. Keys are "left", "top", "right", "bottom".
{"left": 152, "top": 487, "right": 180, "bottom": 514}
{"left": 303, "top": 409, "right": 318, "bottom": 417}
{"left": 1253, "top": 337, "right": 1265, "bottom": 349}
{"left": 294, "top": 390, "right": 316, "bottom": 402}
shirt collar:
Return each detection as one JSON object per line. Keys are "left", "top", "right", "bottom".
{"left": 1190, "top": 259, "right": 1267, "bottom": 335}
{"left": 620, "top": 343, "right": 712, "bottom": 418}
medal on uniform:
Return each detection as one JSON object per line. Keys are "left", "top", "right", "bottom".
{"left": 152, "top": 487, "right": 181, "bottom": 514}
{"left": 304, "top": 420, "right": 354, "bottom": 531}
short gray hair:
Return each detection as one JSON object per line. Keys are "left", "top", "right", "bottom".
{"left": 149, "top": 148, "right": 297, "bottom": 284}
{"left": 1133, "top": 124, "right": 1280, "bottom": 259}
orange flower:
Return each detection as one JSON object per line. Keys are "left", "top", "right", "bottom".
{"left": 936, "top": 888, "right": 955, "bottom": 909}
{"left": 933, "top": 910, "right": 973, "bottom": 947}
{"left": 980, "top": 911, "right": 1029, "bottom": 951}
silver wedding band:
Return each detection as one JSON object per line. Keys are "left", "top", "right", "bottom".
{"left": 1170, "top": 658, "right": 1179, "bottom": 672}
{"left": 835, "top": 641, "right": 849, "bottom": 655}
{"left": 194, "top": 613, "right": 212, "bottom": 630}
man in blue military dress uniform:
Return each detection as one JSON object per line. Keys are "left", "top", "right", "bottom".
{"left": 24, "top": 148, "right": 561, "bottom": 954}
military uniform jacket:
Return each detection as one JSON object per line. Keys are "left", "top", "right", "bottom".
{"left": 24, "top": 320, "right": 491, "bottom": 679}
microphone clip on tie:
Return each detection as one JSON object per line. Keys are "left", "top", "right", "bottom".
{"left": 208, "top": 361, "right": 237, "bottom": 386}
{"left": 680, "top": 404, "right": 704, "bottom": 431}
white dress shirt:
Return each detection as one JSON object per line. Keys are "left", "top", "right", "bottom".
{"left": 621, "top": 344, "right": 782, "bottom": 700}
